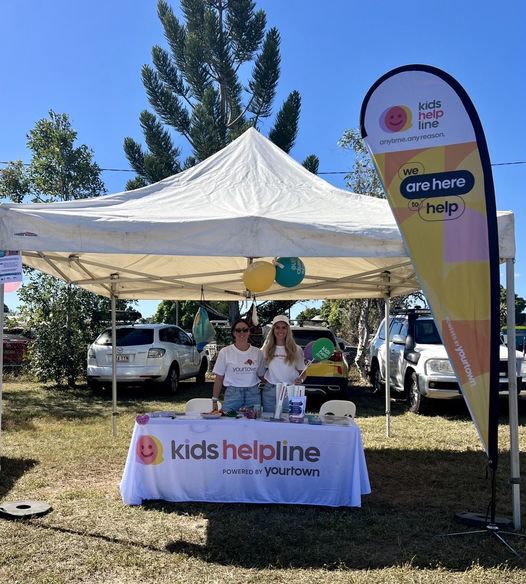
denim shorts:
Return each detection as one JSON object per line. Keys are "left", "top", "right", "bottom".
{"left": 223, "top": 385, "right": 261, "bottom": 412}
{"left": 261, "top": 381, "right": 289, "bottom": 414}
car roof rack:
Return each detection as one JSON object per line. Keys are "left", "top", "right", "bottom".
{"left": 390, "top": 308, "right": 431, "bottom": 316}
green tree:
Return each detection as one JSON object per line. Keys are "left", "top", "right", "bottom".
{"left": 338, "top": 129, "right": 385, "bottom": 199}
{"left": 17, "top": 273, "right": 136, "bottom": 386}
{"left": 317, "top": 129, "right": 388, "bottom": 378}
{"left": 295, "top": 306, "right": 321, "bottom": 325}
{"left": 330, "top": 131, "right": 435, "bottom": 379}
{"left": 154, "top": 300, "right": 230, "bottom": 329}
{"left": 255, "top": 300, "right": 296, "bottom": 325}
{"left": 500, "top": 285, "right": 526, "bottom": 328}
{"left": 128, "top": 0, "right": 317, "bottom": 322}
{"left": 0, "top": 111, "right": 134, "bottom": 387}
{"left": 0, "top": 110, "right": 105, "bottom": 203}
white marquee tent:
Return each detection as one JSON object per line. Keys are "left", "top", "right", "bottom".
{"left": 0, "top": 127, "right": 520, "bottom": 525}
{"left": 0, "top": 128, "right": 515, "bottom": 300}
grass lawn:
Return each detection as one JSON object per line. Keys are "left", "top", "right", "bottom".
{"left": 1, "top": 372, "right": 526, "bottom": 583}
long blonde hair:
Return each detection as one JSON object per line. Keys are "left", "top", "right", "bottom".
{"left": 262, "top": 323, "right": 300, "bottom": 366}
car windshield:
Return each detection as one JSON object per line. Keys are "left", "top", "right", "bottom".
{"left": 414, "top": 320, "right": 442, "bottom": 344}
{"left": 292, "top": 329, "right": 336, "bottom": 348}
{"left": 95, "top": 328, "right": 154, "bottom": 346}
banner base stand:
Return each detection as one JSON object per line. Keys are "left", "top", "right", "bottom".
{"left": 444, "top": 517, "right": 526, "bottom": 559}
{"left": 454, "top": 511, "right": 513, "bottom": 529}
{"left": 0, "top": 500, "right": 52, "bottom": 519}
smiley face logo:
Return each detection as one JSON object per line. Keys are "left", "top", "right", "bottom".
{"left": 136, "top": 434, "right": 164, "bottom": 465}
{"left": 380, "top": 105, "right": 412, "bottom": 133}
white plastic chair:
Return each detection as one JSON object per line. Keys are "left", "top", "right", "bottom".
{"left": 185, "top": 398, "right": 222, "bottom": 413}
{"left": 319, "top": 400, "right": 356, "bottom": 418}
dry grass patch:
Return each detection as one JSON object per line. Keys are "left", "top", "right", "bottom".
{"left": 1, "top": 377, "right": 526, "bottom": 583}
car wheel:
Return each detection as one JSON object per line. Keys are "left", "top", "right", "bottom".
{"left": 163, "top": 364, "right": 179, "bottom": 394}
{"left": 196, "top": 358, "right": 208, "bottom": 384}
{"left": 87, "top": 378, "right": 100, "bottom": 392}
{"left": 407, "top": 372, "right": 422, "bottom": 413}
{"left": 371, "top": 362, "right": 384, "bottom": 395}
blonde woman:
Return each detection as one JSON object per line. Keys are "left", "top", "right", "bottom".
{"left": 261, "top": 315, "right": 305, "bottom": 414}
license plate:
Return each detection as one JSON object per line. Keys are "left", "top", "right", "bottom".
{"left": 116, "top": 354, "right": 130, "bottom": 362}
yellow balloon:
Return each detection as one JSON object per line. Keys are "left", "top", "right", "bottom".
{"left": 243, "top": 261, "right": 276, "bottom": 293}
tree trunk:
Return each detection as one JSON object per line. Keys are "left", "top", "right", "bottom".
{"left": 66, "top": 284, "right": 76, "bottom": 387}
{"left": 354, "top": 299, "right": 371, "bottom": 382}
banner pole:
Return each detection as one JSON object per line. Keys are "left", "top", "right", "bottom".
{"left": 506, "top": 258, "right": 521, "bottom": 530}
{"left": 383, "top": 271, "right": 391, "bottom": 437}
{"left": 111, "top": 274, "right": 118, "bottom": 438}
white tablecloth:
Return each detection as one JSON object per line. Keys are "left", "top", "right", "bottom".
{"left": 120, "top": 415, "right": 371, "bottom": 507}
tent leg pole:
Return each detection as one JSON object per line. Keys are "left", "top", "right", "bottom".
{"left": 384, "top": 295, "right": 391, "bottom": 437}
{"left": 382, "top": 269, "right": 391, "bottom": 438}
{"left": 0, "top": 284, "right": 4, "bottom": 473}
{"left": 111, "top": 275, "right": 118, "bottom": 438}
{"left": 506, "top": 258, "right": 521, "bottom": 530}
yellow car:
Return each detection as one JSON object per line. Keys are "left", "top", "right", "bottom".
{"left": 290, "top": 326, "right": 350, "bottom": 397}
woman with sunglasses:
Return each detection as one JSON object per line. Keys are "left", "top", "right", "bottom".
{"left": 211, "top": 319, "right": 265, "bottom": 413}
{"left": 261, "top": 315, "right": 306, "bottom": 414}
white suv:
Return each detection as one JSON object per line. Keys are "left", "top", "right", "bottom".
{"left": 368, "top": 310, "right": 524, "bottom": 413}
{"left": 87, "top": 324, "right": 208, "bottom": 393}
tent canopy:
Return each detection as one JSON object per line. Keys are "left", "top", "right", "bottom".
{"left": 0, "top": 128, "right": 515, "bottom": 300}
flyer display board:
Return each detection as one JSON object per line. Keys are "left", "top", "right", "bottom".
{"left": 0, "top": 251, "right": 22, "bottom": 284}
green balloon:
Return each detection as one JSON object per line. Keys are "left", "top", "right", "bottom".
{"left": 312, "top": 338, "right": 335, "bottom": 362}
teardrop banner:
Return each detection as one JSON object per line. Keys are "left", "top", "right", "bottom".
{"left": 360, "top": 65, "right": 500, "bottom": 467}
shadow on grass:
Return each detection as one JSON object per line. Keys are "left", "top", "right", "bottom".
{"left": 0, "top": 456, "right": 39, "bottom": 498}
{"left": 343, "top": 384, "right": 526, "bottom": 424}
{"left": 2, "top": 380, "right": 215, "bottom": 432}
{"left": 2, "top": 386, "right": 111, "bottom": 431}
{"left": 136, "top": 447, "right": 526, "bottom": 570}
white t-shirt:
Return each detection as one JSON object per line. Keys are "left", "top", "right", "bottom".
{"left": 213, "top": 344, "right": 265, "bottom": 387}
{"left": 264, "top": 345, "right": 305, "bottom": 385}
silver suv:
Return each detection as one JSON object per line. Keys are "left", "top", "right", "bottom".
{"left": 368, "top": 310, "right": 524, "bottom": 413}
{"left": 87, "top": 324, "right": 208, "bottom": 393}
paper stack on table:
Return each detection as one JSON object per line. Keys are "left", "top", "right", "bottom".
{"left": 273, "top": 384, "right": 306, "bottom": 419}
{"left": 286, "top": 385, "right": 305, "bottom": 398}
{"left": 149, "top": 411, "right": 177, "bottom": 418}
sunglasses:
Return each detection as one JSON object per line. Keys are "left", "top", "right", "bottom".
{"left": 234, "top": 328, "right": 250, "bottom": 333}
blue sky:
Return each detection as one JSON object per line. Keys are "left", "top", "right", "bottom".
{"left": 1, "top": 0, "right": 525, "bottom": 319}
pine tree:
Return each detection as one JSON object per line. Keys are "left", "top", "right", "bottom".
{"left": 125, "top": 0, "right": 318, "bottom": 323}
{"left": 124, "top": 0, "right": 317, "bottom": 182}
